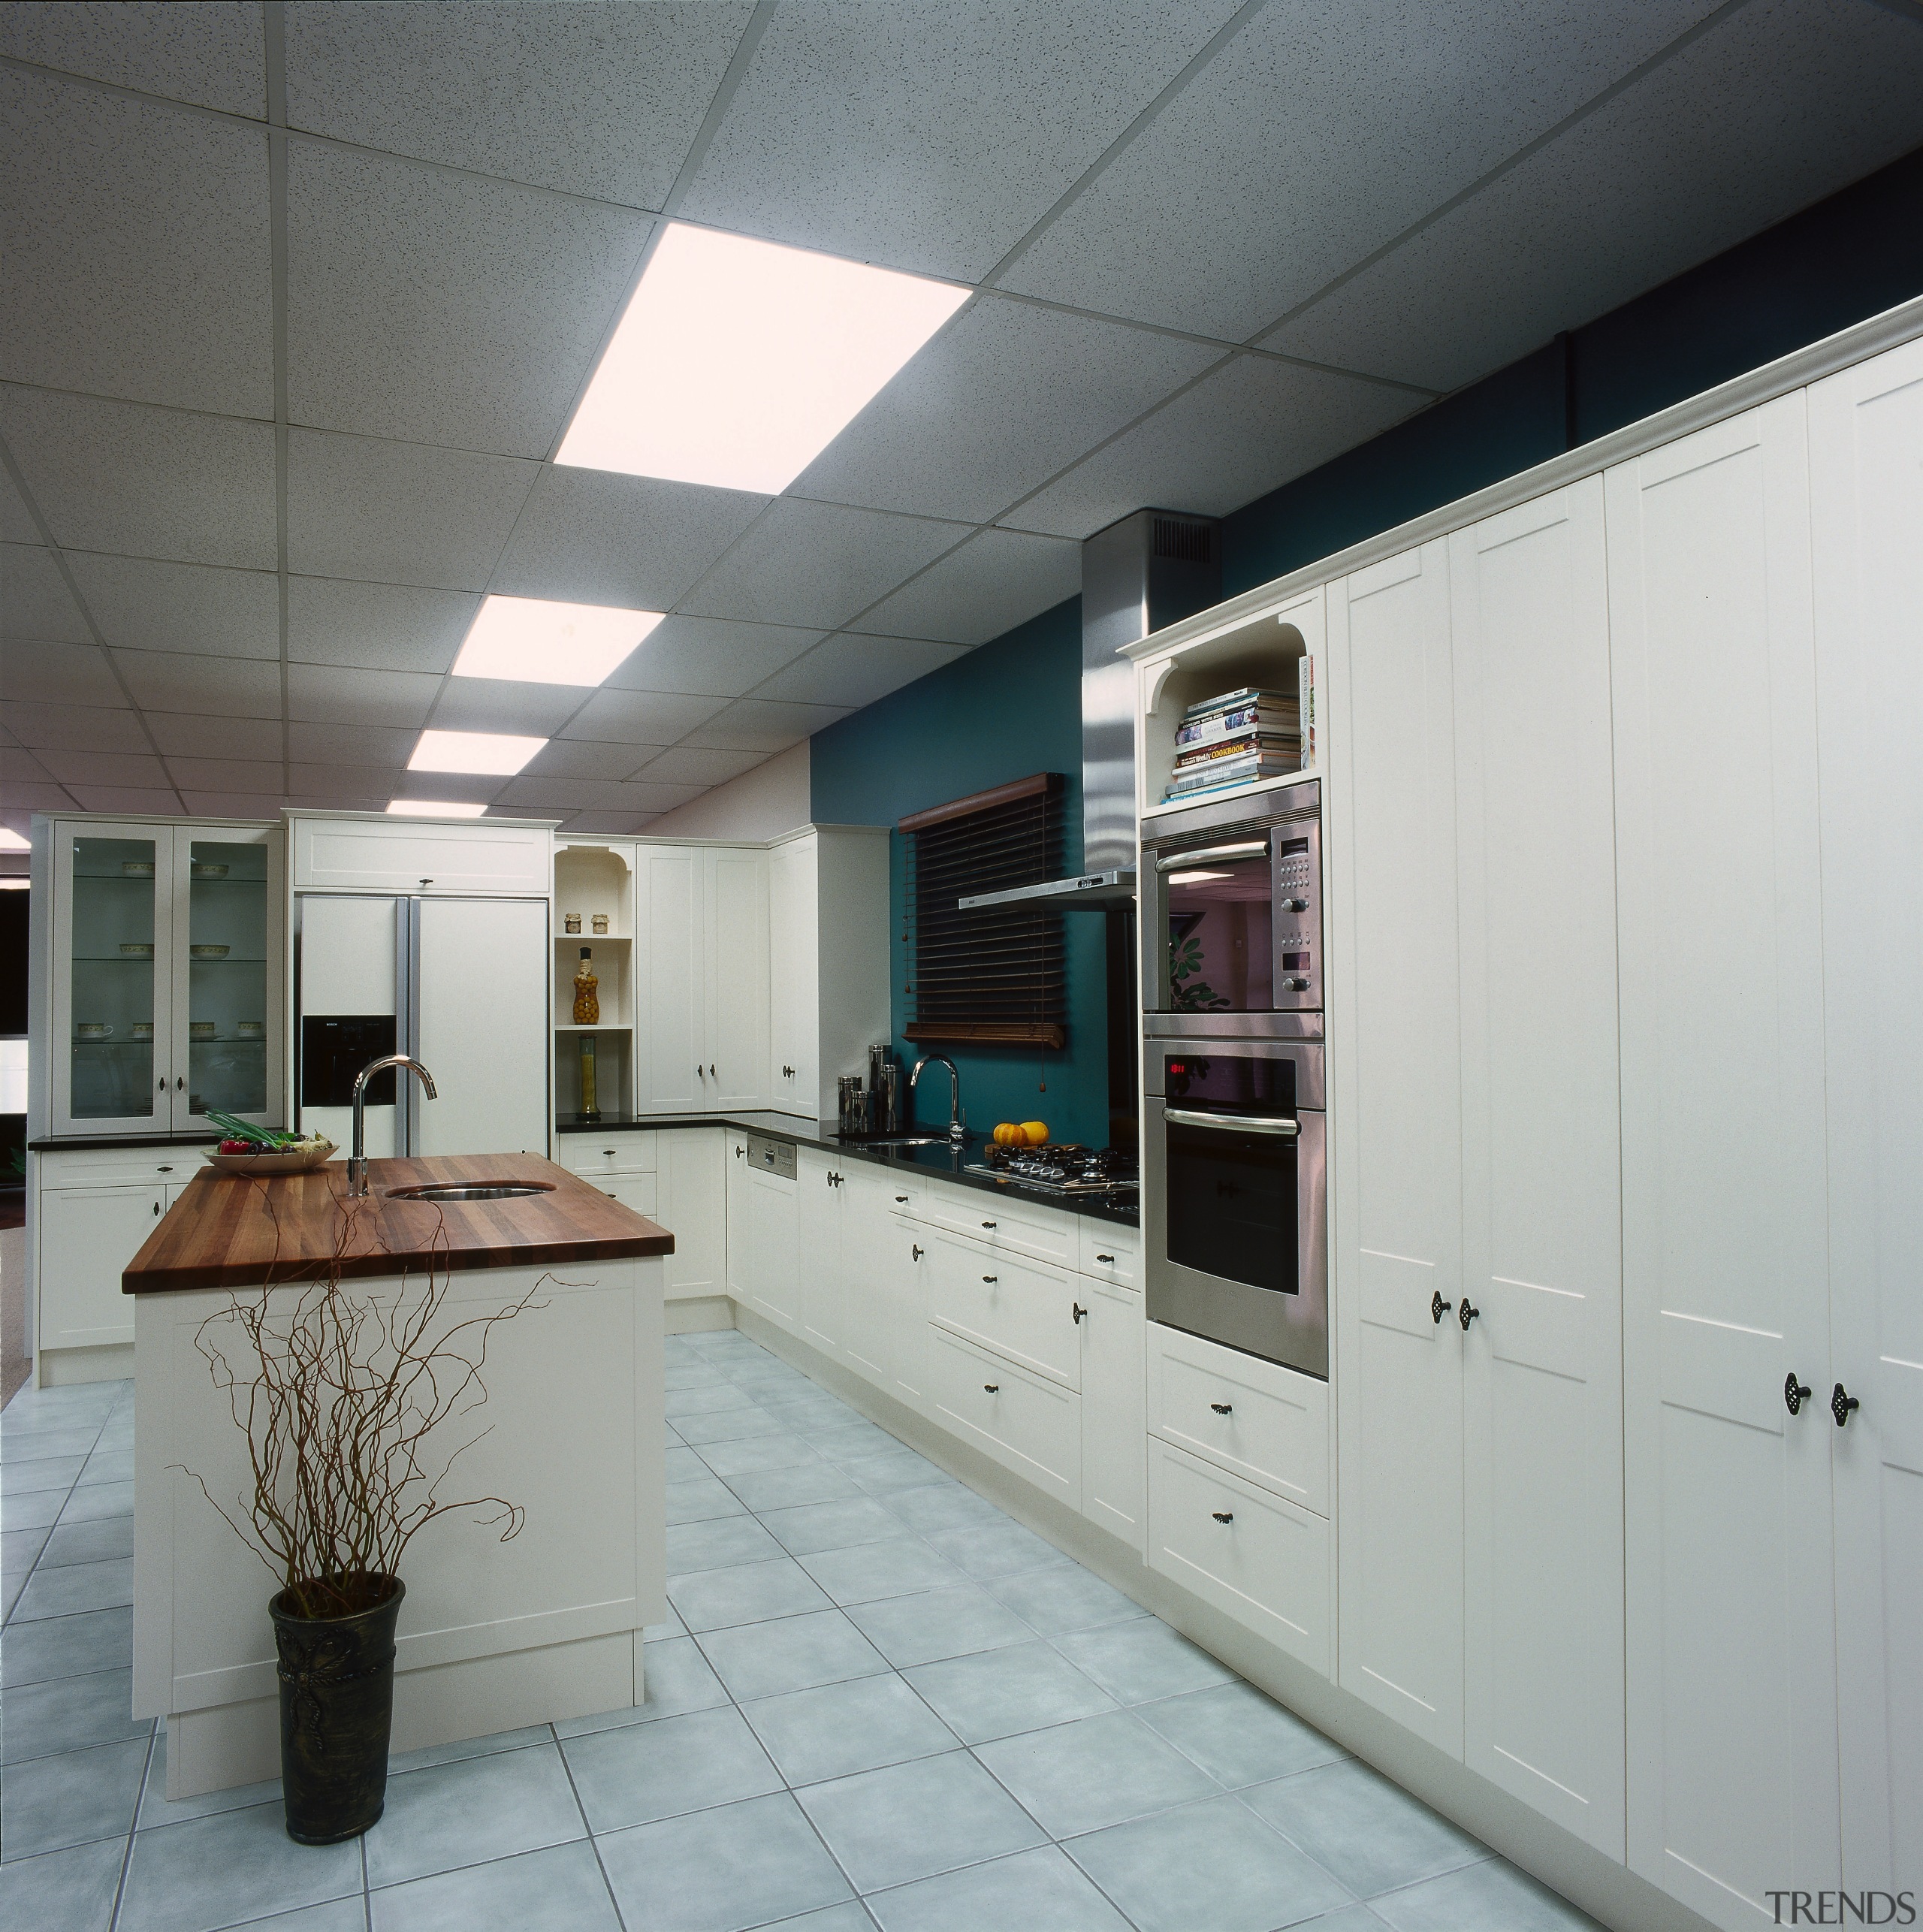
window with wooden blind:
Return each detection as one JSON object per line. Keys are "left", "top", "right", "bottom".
{"left": 900, "top": 773, "right": 1067, "bottom": 1049}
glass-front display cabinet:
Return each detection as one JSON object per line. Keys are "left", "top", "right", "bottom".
{"left": 49, "top": 820, "right": 283, "bottom": 1136}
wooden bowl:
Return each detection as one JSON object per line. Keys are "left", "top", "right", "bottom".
{"left": 205, "top": 1140, "right": 337, "bottom": 1176}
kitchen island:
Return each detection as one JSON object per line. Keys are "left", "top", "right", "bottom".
{"left": 122, "top": 1153, "right": 672, "bottom": 1800}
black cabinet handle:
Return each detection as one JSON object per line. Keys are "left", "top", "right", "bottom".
{"left": 983, "top": 1275, "right": 998, "bottom": 1284}
{"left": 983, "top": 1383, "right": 999, "bottom": 1394}
{"left": 603, "top": 1149, "right": 616, "bottom": 1156}
{"left": 152, "top": 1200, "right": 161, "bottom": 1215}
{"left": 158, "top": 1078, "right": 166, "bottom": 1091}
{"left": 1212, "top": 1511, "right": 1233, "bottom": 1524}
{"left": 1459, "top": 1299, "right": 1479, "bottom": 1330}
{"left": 1832, "top": 1383, "right": 1860, "bottom": 1428}
{"left": 177, "top": 1076, "right": 185, "bottom": 1091}
{"left": 1431, "top": 1291, "right": 1451, "bottom": 1325}
{"left": 982, "top": 1221, "right": 996, "bottom": 1230}
{"left": 1095, "top": 1253, "right": 1114, "bottom": 1264}
{"left": 1073, "top": 1303, "right": 1087, "bottom": 1324}
{"left": 911, "top": 1245, "right": 923, "bottom": 1260}
{"left": 895, "top": 1195, "right": 908, "bottom": 1203}
{"left": 1210, "top": 1401, "right": 1233, "bottom": 1415}
{"left": 1785, "top": 1373, "right": 1812, "bottom": 1415}
{"left": 157, "top": 1164, "right": 172, "bottom": 1173}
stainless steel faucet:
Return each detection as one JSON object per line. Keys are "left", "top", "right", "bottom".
{"left": 908, "top": 1054, "right": 966, "bottom": 1143}
{"left": 348, "top": 1055, "right": 438, "bottom": 1197}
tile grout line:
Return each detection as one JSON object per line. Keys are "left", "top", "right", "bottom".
{"left": 549, "top": 1719, "right": 636, "bottom": 1932}
{"left": 102, "top": 1718, "right": 157, "bottom": 1932}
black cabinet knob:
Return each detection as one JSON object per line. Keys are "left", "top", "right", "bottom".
{"left": 895, "top": 1194, "right": 908, "bottom": 1203}
{"left": 1212, "top": 1511, "right": 1233, "bottom": 1524}
{"left": 911, "top": 1245, "right": 923, "bottom": 1260}
{"left": 1431, "top": 1291, "right": 1451, "bottom": 1325}
{"left": 983, "top": 1275, "right": 998, "bottom": 1284}
{"left": 1459, "top": 1299, "right": 1480, "bottom": 1330}
{"left": 1832, "top": 1382, "right": 1860, "bottom": 1428}
{"left": 983, "top": 1383, "right": 999, "bottom": 1394}
{"left": 1785, "top": 1373, "right": 1812, "bottom": 1415}
{"left": 1095, "top": 1253, "right": 1114, "bottom": 1264}
{"left": 1210, "top": 1401, "right": 1233, "bottom": 1415}
{"left": 1073, "top": 1303, "right": 1087, "bottom": 1324}
{"left": 982, "top": 1221, "right": 996, "bottom": 1230}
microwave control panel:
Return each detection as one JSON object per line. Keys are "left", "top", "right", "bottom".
{"left": 1275, "top": 835, "right": 1321, "bottom": 1004}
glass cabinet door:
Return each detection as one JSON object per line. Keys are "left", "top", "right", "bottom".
{"left": 58, "top": 829, "right": 173, "bottom": 1131}
{"left": 174, "top": 835, "right": 273, "bottom": 1129}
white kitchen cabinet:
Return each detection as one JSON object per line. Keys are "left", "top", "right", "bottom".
{"left": 796, "top": 1149, "right": 844, "bottom": 1359}
{"left": 291, "top": 814, "right": 549, "bottom": 895}
{"left": 1327, "top": 539, "right": 1467, "bottom": 1758}
{"left": 746, "top": 1164, "right": 799, "bottom": 1336}
{"left": 1810, "top": 334, "right": 1923, "bottom": 1899}
{"left": 927, "top": 1325, "right": 1079, "bottom": 1510}
{"left": 1608, "top": 396, "right": 1842, "bottom": 1930}
{"left": 925, "top": 1229, "right": 1082, "bottom": 1391}
{"left": 658, "top": 1128, "right": 726, "bottom": 1303}
{"left": 1077, "top": 1275, "right": 1145, "bottom": 1553}
{"left": 635, "top": 846, "right": 705, "bottom": 1113}
{"left": 766, "top": 834, "right": 817, "bottom": 1115}
{"left": 833, "top": 1162, "right": 901, "bottom": 1390}
{"left": 725, "top": 1133, "right": 753, "bottom": 1303}
{"left": 704, "top": 848, "right": 768, "bottom": 1112}
{"left": 591, "top": 1171, "right": 660, "bottom": 1221}
{"left": 35, "top": 1181, "right": 162, "bottom": 1353}
{"left": 1448, "top": 478, "right": 1626, "bottom": 1856}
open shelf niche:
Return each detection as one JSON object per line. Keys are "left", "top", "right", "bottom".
{"left": 553, "top": 842, "right": 635, "bottom": 1118}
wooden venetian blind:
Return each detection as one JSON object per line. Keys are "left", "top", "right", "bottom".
{"left": 901, "top": 772, "right": 1067, "bottom": 1050}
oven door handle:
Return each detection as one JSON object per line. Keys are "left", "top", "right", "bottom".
{"left": 1163, "top": 1106, "right": 1300, "bottom": 1137}
{"left": 1155, "top": 841, "right": 1268, "bottom": 872}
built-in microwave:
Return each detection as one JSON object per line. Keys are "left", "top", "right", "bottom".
{"left": 1141, "top": 780, "right": 1321, "bottom": 1039}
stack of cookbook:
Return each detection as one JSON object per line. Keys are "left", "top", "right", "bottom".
{"left": 1162, "top": 681, "right": 1304, "bottom": 801}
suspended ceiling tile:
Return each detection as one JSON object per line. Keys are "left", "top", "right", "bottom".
{"left": 0, "top": 387, "right": 276, "bottom": 568}
{"left": 559, "top": 688, "right": 729, "bottom": 746}
{"left": 1, "top": 702, "right": 145, "bottom": 753}
{"left": 793, "top": 297, "right": 1221, "bottom": 525}
{"left": 491, "top": 468, "right": 768, "bottom": 611}
{"left": 0, "top": 464, "right": 39, "bottom": 545}
{"left": 605, "top": 615, "right": 825, "bottom": 699}
{"left": 590, "top": 778, "right": 707, "bottom": 813}
{"left": 0, "top": 2, "right": 266, "bottom": 116}
{"left": 68, "top": 784, "right": 183, "bottom": 814}
{"left": 629, "top": 745, "right": 767, "bottom": 788}
{"left": 0, "top": 68, "right": 272, "bottom": 416}
{"left": 679, "top": 0, "right": 1243, "bottom": 281}
{"left": 428, "top": 678, "right": 587, "bottom": 738}
{"left": 0, "top": 746, "right": 53, "bottom": 781}
{"left": 678, "top": 698, "right": 853, "bottom": 754}
{"left": 284, "top": 0, "right": 753, "bottom": 204}
{"left": 1009, "top": 355, "right": 1423, "bottom": 539}
{"left": 1260, "top": 0, "right": 1923, "bottom": 393}
{"left": 286, "top": 429, "right": 539, "bottom": 590}
{"left": 756, "top": 634, "right": 969, "bottom": 709}
{"left": 850, "top": 527, "right": 1083, "bottom": 648}
{"left": 113, "top": 650, "right": 283, "bottom": 720}
{"left": 286, "top": 722, "right": 418, "bottom": 767}
{"left": 285, "top": 578, "right": 481, "bottom": 675}
{"left": 1, "top": 545, "right": 89, "bottom": 642}
{"left": 388, "top": 778, "right": 507, "bottom": 813}
{"left": 488, "top": 775, "right": 609, "bottom": 813}
{"left": 0, "top": 639, "right": 120, "bottom": 707}
{"left": 285, "top": 663, "right": 442, "bottom": 729}
{"left": 523, "top": 738, "right": 653, "bottom": 782}
{"left": 288, "top": 775, "right": 400, "bottom": 808}
{"left": 145, "top": 714, "right": 284, "bottom": 761}
{"left": 679, "top": 498, "right": 962, "bottom": 632}
{"left": 163, "top": 757, "right": 287, "bottom": 795}
{"left": 557, "top": 808, "right": 657, "bottom": 836}
{"left": 179, "top": 792, "right": 287, "bottom": 819}
{"left": 36, "top": 749, "right": 172, "bottom": 789}
{"left": 285, "top": 140, "right": 652, "bottom": 456}
{"left": 0, "top": 782, "right": 72, "bottom": 814}
{"left": 1000, "top": 0, "right": 1722, "bottom": 340}
{"left": 65, "top": 553, "right": 279, "bottom": 659}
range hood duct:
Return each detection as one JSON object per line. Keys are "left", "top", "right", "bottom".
{"left": 960, "top": 509, "right": 1221, "bottom": 912}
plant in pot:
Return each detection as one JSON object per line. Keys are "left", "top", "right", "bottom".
{"left": 182, "top": 1197, "right": 541, "bottom": 1844}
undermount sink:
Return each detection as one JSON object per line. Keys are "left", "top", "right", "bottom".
{"left": 386, "top": 1182, "right": 554, "bottom": 1203}
{"left": 843, "top": 1134, "right": 953, "bottom": 1148}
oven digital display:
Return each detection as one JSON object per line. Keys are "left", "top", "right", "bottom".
{"left": 1162, "top": 1052, "right": 1296, "bottom": 1115}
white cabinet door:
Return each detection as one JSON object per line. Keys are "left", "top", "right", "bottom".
{"left": 766, "top": 836, "right": 817, "bottom": 1115}
{"left": 1078, "top": 1276, "right": 1145, "bottom": 1553}
{"left": 1448, "top": 480, "right": 1626, "bottom": 1855}
{"left": 835, "top": 1164, "right": 894, "bottom": 1389}
{"left": 797, "top": 1150, "right": 843, "bottom": 1359}
{"left": 747, "top": 1170, "right": 798, "bottom": 1335}
{"left": 1328, "top": 539, "right": 1466, "bottom": 1758}
{"left": 660, "top": 1129, "right": 726, "bottom": 1301}
{"left": 291, "top": 816, "right": 549, "bottom": 895}
{"left": 705, "top": 848, "right": 768, "bottom": 1112}
{"left": 635, "top": 847, "right": 705, "bottom": 1113}
{"left": 726, "top": 1134, "right": 753, "bottom": 1303}
{"left": 1608, "top": 396, "right": 1841, "bottom": 1930}
{"left": 893, "top": 1227, "right": 931, "bottom": 1414}
{"left": 1810, "top": 337, "right": 1923, "bottom": 1897}
{"left": 38, "top": 1184, "right": 159, "bottom": 1351}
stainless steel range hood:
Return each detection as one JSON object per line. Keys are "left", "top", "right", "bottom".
{"left": 960, "top": 509, "right": 1221, "bottom": 912}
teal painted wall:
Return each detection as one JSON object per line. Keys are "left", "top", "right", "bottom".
{"left": 810, "top": 598, "right": 1107, "bottom": 1147}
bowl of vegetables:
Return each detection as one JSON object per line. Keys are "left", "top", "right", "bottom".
{"left": 204, "top": 1112, "right": 337, "bottom": 1175}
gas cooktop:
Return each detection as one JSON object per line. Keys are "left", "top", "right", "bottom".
{"left": 965, "top": 1143, "right": 1140, "bottom": 1202}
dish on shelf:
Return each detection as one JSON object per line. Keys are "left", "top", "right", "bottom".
{"left": 119, "top": 942, "right": 155, "bottom": 958}
{"left": 131, "top": 1022, "right": 154, "bottom": 1040}
{"left": 189, "top": 1020, "right": 217, "bottom": 1040}
{"left": 190, "top": 862, "right": 229, "bottom": 879}
{"left": 205, "top": 1137, "right": 335, "bottom": 1176}
{"left": 189, "top": 943, "right": 231, "bottom": 959}
{"left": 236, "top": 1020, "right": 264, "bottom": 1037}
{"left": 74, "top": 1022, "right": 113, "bottom": 1040}
{"left": 121, "top": 861, "right": 154, "bottom": 877}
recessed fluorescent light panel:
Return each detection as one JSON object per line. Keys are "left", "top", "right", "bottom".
{"left": 556, "top": 222, "right": 971, "bottom": 494}
{"left": 0, "top": 829, "right": 29, "bottom": 851}
{"left": 408, "top": 731, "right": 545, "bottom": 777}
{"left": 453, "top": 596, "right": 663, "bottom": 687}
{"left": 386, "top": 801, "right": 488, "bottom": 819}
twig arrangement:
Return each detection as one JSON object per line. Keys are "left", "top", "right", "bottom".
{"left": 181, "top": 1181, "right": 544, "bottom": 1619}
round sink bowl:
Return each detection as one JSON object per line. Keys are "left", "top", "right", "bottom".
{"left": 387, "top": 1182, "right": 554, "bottom": 1203}
{"left": 840, "top": 1133, "right": 952, "bottom": 1148}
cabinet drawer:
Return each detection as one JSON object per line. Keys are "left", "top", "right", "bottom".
{"left": 1147, "top": 1438, "right": 1330, "bottom": 1675}
{"left": 37, "top": 1146, "right": 209, "bottom": 1191}
{"left": 1149, "top": 1322, "right": 1330, "bottom": 1514}
{"left": 585, "top": 1171, "right": 659, "bottom": 1220}
{"left": 926, "top": 1233, "right": 1081, "bottom": 1390}
{"left": 927, "top": 1327, "right": 1079, "bottom": 1510}
{"left": 554, "top": 1132, "right": 659, "bottom": 1178}
{"left": 916, "top": 1179, "right": 1076, "bottom": 1267}
{"left": 1079, "top": 1218, "right": 1140, "bottom": 1289}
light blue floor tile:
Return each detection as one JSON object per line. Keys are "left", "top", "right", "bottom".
{"left": 3, "top": 1564, "right": 26, "bottom": 1618}
{"left": 645, "top": 1607, "right": 687, "bottom": 1639}
{"left": 666, "top": 1419, "right": 685, "bottom": 1445}
{"left": 846, "top": 1583, "right": 1037, "bottom": 1669}
{"left": 0, "top": 1454, "right": 83, "bottom": 1495}
{"left": 0, "top": 1836, "right": 125, "bottom": 1932}
{"left": 0, "top": 1424, "right": 100, "bottom": 1461}
{"left": 757, "top": 1497, "right": 916, "bottom": 1556}
{"left": 363, "top": 1740, "right": 584, "bottom": 1889}
{"left": 1052, "top": 1618, "right": 1238, "bottom": 1704}
{"left": 663, "top": 1361, "right": 729, "bottom": 1390}
{"left": 1, "top": 1665, "right": 149, "bottom": 1764}
{"left": 0, "top": 1734, "right": 147, "bottom": 1861}
{"left": 38, "top": 1516, "right": 134, "bottom": 1568}
{"left": 698, "top": 1434, "right": 825, "bottom": 1478}
{"left": 1366, "top": 1858, "right": 1603, "bottom": 1931}
{"left": 225, "top": 1902, "right": 369, "bottom": 1932}
{"left": 77, "top": 1447, "right": 134, "bottom": 1486}
{"left": 975, "top": 1710, "right": 1218, "bottom": 1838}
{"left": 696, "top": 1606, "right": 891, "bottom": 1702}
{"left": 674, "top": 1406, "right": 786, "bottom": 1447}
{"left": 1, "top": 1606, "right": 133, "bottom": 1687}
{"left": 667, "top": 1475, "right": 753, "bottom": 1525}
{"left": 599, "top": 1789, "right": 855, "bottom": 1932}
{"left": 136, "top": 1732, "right": 282, "bottom": 1832}
{"left": 664, "top": 1446, "right": 709, "bottom": 1484}
{"left": 57, "top": 1481, "right": 136, "bottom": 1523}
{"left": 10, "top": 1555, "right": 133, "bottom": 1621}
{"left": 840, "top": 1449, "right": 951, "bottom": 1495}
{"left": 796, "top": 1749, "right": 1046, "bottom": 1893}
{"left": 2, "top": 1524, "right": 47, "bottom": 1576}
{"left": 1064, "top": 1795, "right": 1357, "bottom": 1932}
{"left": 664, "top": 1382, "right": 760, "bottom": 1417}
{"left": 563, "top": 1704, "right": 782, "bottom": 1834}
{"left": 371, "top": 1837, "right": 619, "bottom": 1932}
{"left": 876, "top": 1481, "right": 1007, "bottom": 1536}
{"left": 0, "top": 1487, "right": 68, "bottom": 1532}
{"left": 759, "top": 1908, "right": 874, "bottom": 1931}
{"left": 808, "top": 1420, "right": 902, "bottom": 1463}
{"left": 386, "top": 1723, "right": 553, "bottom": 1775}
{"left": 1244, "top": 1760, "right": 1487, "bottom": 1898}
{"left": 741, "top": 1671, "right": 957, "bottom": 1784}
{"left": 558, "top": 1634, "right": 731, "bottom": 1735}
{"left": 669, "top": 1556, "right": 834, "bottom": 1632}
{"left": 904, "top": 1639, "right": 1115, "bottom": 1743}
{"left": 798, "top": 1538, "right": 966, "bottom": 1606}
{"left": 722, "top": 1462, "right": 865, "bottom": 1511}
{"left": 666, "top": 1511, "right": 786, "bottom": 1576}
{"left": 119, "top": 1800, "right": 361, "bottom": 1932}
{"left": 924, "top": 1520, "right": 1070, "bottom": 1580}
{"left": 1137, "top": 1681, "right": 1348, "bottom": 1788}
{"left": 867, "top": 1844, "right": 1132, "bottom": 1932}
{"left": 983, "top": 1565, "right": 1148, "bottom": 1637}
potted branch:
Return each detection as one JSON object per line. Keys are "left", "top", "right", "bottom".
{"left": 184, "top": 1195, "right": 539, "bottom": 1844}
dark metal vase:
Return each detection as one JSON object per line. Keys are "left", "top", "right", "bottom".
{"left": 270, "top": 1576, "right": 405, "bottom": 1845}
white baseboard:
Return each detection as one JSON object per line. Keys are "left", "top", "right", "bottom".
{"left": 38, "top": 1342, "right": 134, "bottom": 1387}
{"left": 664, "top": 1294, "right": 735, "bottom": 1334}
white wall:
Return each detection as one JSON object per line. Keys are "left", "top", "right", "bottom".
{"left": 645, "top": 742, "right": 811, "bottom": 841}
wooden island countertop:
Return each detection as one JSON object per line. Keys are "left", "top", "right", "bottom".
{"left": 122, "top": 1152, "right": 675, "bottom": 1294}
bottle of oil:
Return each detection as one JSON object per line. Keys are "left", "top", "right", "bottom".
{"left": 572, "top": 947, "right": 599, "bottom": 1026}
